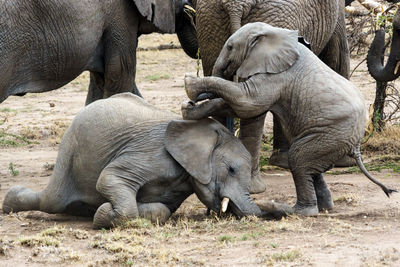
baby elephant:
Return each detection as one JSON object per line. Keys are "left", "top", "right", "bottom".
{"left": 184, "top": 22, "right": 397, "bottom": 216}
{"left": 3, "top": 93, "right": 287, "bottom": 229}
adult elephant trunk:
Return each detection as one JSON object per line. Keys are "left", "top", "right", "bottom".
{"left": 367, "top": 10, "right": 400, "bottom": 82}
{"left": 175, "top": 0, "right": 199, "bottom": 59}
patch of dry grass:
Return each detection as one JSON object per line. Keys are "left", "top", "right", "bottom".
{"left": 334, "top": 193, "right": 361, "bottom": 206}
{"left": 18, "top": 226, "right": 66, "bottom": 247}
{"left": 363, "top": 126, "right": 400, "bottom": 156}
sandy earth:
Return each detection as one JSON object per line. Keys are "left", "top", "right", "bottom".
{"left": 0, "top": 32, "right": 400, "bottom": 266}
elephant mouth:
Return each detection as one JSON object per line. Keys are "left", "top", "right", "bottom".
{"left": 219, "top": 196, "right": 244, "bottom": 217}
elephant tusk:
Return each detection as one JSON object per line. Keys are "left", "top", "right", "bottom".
{"left": 184, "top": 5, "right": 196, "bottom": 14}
{"left": 221, "top": 197, "right": 230, "bottom": 213}
{"left": 394, "top": 61, "right": 400, "bottom": 75}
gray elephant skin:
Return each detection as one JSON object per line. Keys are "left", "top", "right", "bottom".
{"left": 367, "top": 5, "right": 400, "bottom": 82}
{"left": 2, "top": 93, "right": 288, "bottom": 229}
{"left": 184, "top": 22, "right": 397, "bottom": 216}
{"left": 192, "top": 0, "right": 351, "bottom": 193}
{"left": 0, "top": 0, "right": 198, "bottom": 105}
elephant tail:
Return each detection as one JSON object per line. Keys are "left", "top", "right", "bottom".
{"left": 350, "top": 147, "right": 397, "bottom": 197}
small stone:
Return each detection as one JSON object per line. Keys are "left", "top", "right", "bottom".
{"left": 49, "top": 103, "right": 55, "bottom": 107}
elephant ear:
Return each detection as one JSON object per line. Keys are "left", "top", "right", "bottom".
{"left": 237, "top": 26, "right": 300, "bottom": 78}
{"left": 165, "top": 119, "right": 221, "bottom": 185}
{"left": 134, "top": 0, "right": 175, "bottom": 33}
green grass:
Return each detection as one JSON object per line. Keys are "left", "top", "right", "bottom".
{"left": 144, "top": 74, "right": 171, "bottom": 81}
{"left": 8, "top": 163, "right": 19, "bottom": 176}
{"left": 0, "top": 130, "right": 39, "bottom": 147}
{"left": 218, "top": 235, "right": 233, "bottom": 243}
{"left": 0, "top": 108, "right": 17, "bottom": 114}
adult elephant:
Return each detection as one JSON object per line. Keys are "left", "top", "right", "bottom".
{"left": 194, "top": 0, "right": 350, "bottom": 193}
{"left": 367, "top": 7, "right": 400, "bottom": 82}
{"left": 0, "top": 0, "right": 198, "bottom": 104}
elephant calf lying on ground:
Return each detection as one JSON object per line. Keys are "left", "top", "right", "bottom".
{"left": 3, "top": 93, "right": 288, "bottom": 228}
{"left": 183, "top": 22, "right": 397, "bottom": 216}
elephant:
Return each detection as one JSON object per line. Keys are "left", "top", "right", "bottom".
{"left": 367, "top": 6, "right": 400, "bottom": 82}
{"left": 192, "top": 0, "right": 351, "bottom": 193}
{"left": 2, "top": 93, "right": 289, "bottom": 229}
{"left": 0, "top": 0, "right": 198, "bottom": 105}
{"left": 183, "top": 22, "right": 397, "bottom": 216}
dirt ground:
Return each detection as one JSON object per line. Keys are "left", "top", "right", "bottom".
{"left": 1, "top": 32, "right": 400, "bottom": 266}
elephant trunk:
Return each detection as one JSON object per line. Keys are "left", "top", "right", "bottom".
{"left": 227, "top": 193, "right": 263, "bottom": 217}
{"left": 176, "top": 23, "right": 199, "bottom": 59}
{"left": 367, "top": 12, "right": 400, "bottom": 82}
{"left": 175, "top": 0, "right": 199, "bottom": 59}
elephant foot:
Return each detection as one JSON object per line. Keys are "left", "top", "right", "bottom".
{"left": 93, "top": 202, "right": 124, "bottom": 229}
{"left": 293, "top": 203, "right": 319, "bottom": 217}
{"left": 334, "top": 155, "right": 356, "bottom": 167}
{"left": 313, "top": 174, "right": 334, "bottom": 211}
{"left": 138, "top": 203, "right": 171, "bottom": 224}
{"left": 3, "top": 186, "right": 40, "bottom": 213}
{"left": 269, "top": 150, "right": 289, "bottom": 169}
{"left": 249, "top": 172, "right": 266, "bottom": 194}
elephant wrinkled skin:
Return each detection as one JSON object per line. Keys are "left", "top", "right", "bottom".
{"left": 0, "top": 0, "right": 198, "bottom": 104}
{"left": 193, "top": 0, "right": 352, "bottom": 193}
{"left": 184, "top": 23, "right": 396, "bottom": 216}
{"left": 2, "top": 93, "right": 290, "bottom": 229}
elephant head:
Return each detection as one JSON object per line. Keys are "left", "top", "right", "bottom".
{"left": 136, "top": 0, "right": 199, "bottom": 59}
{"left": 212, "top": 22, "right": 299, "bottom": 81}
{"left": 165, "top": 118, "right": 262, "bottom": 216}
{"left": 367, "top": 8, "right": 400, "bottom": 82}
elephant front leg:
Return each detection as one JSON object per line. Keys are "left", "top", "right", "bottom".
{"left": 93, "top": 168, "right": 140, "bottom": 229}
{"left": 137, "top": 202, "right": 171, "bottom": 224}
{"left": 239, "top": 114, "right": 267, "bottom": 194}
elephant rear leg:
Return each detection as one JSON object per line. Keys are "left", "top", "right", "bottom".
{"left": 2, "top": 186, "right": 40, "bottom": 213}
{"left": 288, "top": 138, "right": 338, "bottom": 216}
{"left": 93, "top": 168, "right": 141, "bottom": 229}
{"left": 313, "top": 174, "right": 334, "bottom": 211}
{"left": 2, "top": 185, "right": 71, "bottom": 214}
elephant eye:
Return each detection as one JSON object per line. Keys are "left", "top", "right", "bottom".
{"left": 228, "top": 166, "right": 236, "bottom": 175}
{"left": 227, "top": 44, "right": 233, "bottom": 51}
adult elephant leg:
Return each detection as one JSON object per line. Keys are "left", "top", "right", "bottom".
{"left": 269, "top": 116, "right": 290, "bottom": 169}
{"left": 318, "top": 8, "right": 350, "bottom": 79}
{"left": 137, "top": 202, "right": 171, "bottom": 224}
{"left": 313, "top": 174, "right": 334, "bottom": 211}
{"left": 239, "top": 113, "right": 267, "bottom": 194}
{"left": 85, "top": 72, "right": 105, "bottom": 105}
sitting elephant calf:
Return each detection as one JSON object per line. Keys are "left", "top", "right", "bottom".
{"left": 3, "top": 93, "right": 287, "bottom": 228}
{"left": 183, "top": 22, "right": 397, "bottom": 216}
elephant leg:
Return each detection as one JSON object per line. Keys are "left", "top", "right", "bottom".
{"left": 3, "top": 186, "right": 41, "bottom": 213}
{"left": 288, "top": 138, "right": 338, "bottom": 216}
{"left": 239, "top": 113, "right": 267, "bottom": 194}
{"left": 269, "top": 116, "right": 290, "bottom": 169}
{"left": 313, "top": 174, "right": 334, "bottom": 211}
{"left": 93, "top": 168, "right": 140, "bottom": 229}
{"left": 137, "top": 202, "right": 171, "bottom": 224}
{"left": 3, "top": 184, "right": 73, "bottom": 215}
{"left": 85, "top": 72, "right": 105, "bottom": 105}
{"left": 318, "top": 12, "right": 350, "bottom": 79}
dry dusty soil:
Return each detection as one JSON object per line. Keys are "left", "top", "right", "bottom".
{"left": 0, "top": 33, "right": 400, "bottom": 266}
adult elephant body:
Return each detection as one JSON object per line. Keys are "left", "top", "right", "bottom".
{"left": 194, "top": 0, "right": 351, "bottom": 193}
{"left": 0, "top": 0, "right": 197, "bottom": 104}
{"left": 3, "top": 93, "right": 289, "bottom": 228}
